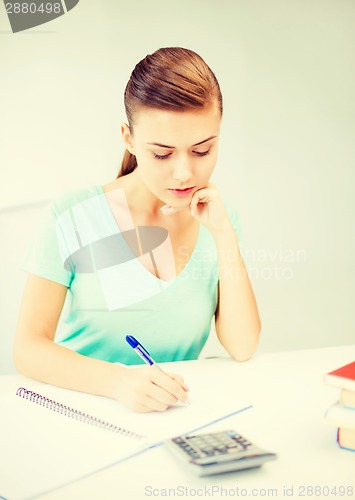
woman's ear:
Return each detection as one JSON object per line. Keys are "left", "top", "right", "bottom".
{"left": 121, "top": 123, "right": 135, "bottom": 155}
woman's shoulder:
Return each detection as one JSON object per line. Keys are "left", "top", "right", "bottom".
{"left": 49, "top": 185, "right": 103, "bottom": 215}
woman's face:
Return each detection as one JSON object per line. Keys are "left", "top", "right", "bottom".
{"left": 123, "top": 105, "right": 221, "bottom": 209}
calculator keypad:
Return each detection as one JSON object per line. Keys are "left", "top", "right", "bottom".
{"left": 172, "top": 431, "right": 254, "bottom": 462}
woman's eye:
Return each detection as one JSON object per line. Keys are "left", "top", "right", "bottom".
{"left": 194, "top": 149, "right": 211, "bottom": 157}
{"left": 152, "top": 148, "right": 211, "bottom": 160}
{"left": 153, "top": 153, "right": 171, "bottom": 160}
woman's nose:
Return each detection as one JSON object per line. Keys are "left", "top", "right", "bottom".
{"left": 172, "top": 157, "right": 193, "bottom": 183}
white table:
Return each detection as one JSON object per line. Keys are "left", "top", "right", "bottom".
{"left": 2, "top": 345, "right": 355, "bottom": 500}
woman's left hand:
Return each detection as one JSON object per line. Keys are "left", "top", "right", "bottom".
{"left": 161, "top": 182, "right": 232, "bottom": 237}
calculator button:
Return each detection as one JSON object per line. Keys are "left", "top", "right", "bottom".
{"left": 173, "top": 437, "right": 184, "bottom": 444}
{"left": 215, "top": 446, "right": 227, "bottom": 452}
{"left": 226, "top": 441, "right": 240, "bottom": 447}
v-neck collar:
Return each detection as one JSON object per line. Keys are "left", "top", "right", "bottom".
{"left": 94, "top": 185, "right": 202, "bottom": 284}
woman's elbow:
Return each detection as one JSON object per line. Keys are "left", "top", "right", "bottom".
{"left": 225, "top": 328, "right": 261, "bottom": 362}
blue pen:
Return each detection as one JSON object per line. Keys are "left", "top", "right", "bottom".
{"left": 125, "top": 335, "right": 190, "bottom": 404}
{"left": 125, "top": 335, "right": 160, "bottom": 367}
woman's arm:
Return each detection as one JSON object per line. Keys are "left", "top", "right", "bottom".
{"left": 13, "top": 274, "right": 189, "bottom": 411}
{"left": 214, "top": 229, "right": 261, "bottom": 361}
{"left": 187, "top": 183, "right": 261, "bottom": 361}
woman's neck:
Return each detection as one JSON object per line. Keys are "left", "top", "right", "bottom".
{"left": 103, "top": 171, "right": 193, "bottom": 227}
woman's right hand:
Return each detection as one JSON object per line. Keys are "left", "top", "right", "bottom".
{"left": 114, "top": 365, "right": 190, "bottom": 412}
{"left": 13, "top": 274, "right": 189, "bottom": 413}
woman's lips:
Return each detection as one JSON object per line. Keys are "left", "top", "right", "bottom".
{"left": 168, "top": 187, "right": 195, "bottom": 197}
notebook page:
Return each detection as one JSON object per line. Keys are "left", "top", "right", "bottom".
{"left": 13, "top": 358, "right": 251, "bottom": 443}
{"left": 0, "top": 393, "right": 147, "bottom": 500}
{"left": 88, "top": 357, "right": 251, "bottom": 442}
{"left": 0, "top": 358, "right": 251, "bottom": 500}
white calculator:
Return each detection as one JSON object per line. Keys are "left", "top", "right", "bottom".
{"left": 165, "top": 429, "right": 277, "bottom": 476}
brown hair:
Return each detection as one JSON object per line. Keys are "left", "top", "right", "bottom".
{"left": 118, "top": 47, "right": 223, "bottom": 178}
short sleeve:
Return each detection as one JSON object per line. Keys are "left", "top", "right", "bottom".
{"left": 21, "top": 203, "right": 73, "bottom": 287}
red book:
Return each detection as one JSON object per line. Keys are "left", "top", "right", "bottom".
{"left": 324, "top": 361, "right": 355, "bottom": 391}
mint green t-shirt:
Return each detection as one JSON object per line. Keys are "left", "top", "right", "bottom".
{"left": 22, "top": 185, "right": 242, "bottom": 365}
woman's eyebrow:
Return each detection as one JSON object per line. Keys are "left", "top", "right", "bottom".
{"left": 146, "top": 135, "right": 217, "bottom": 149}
{"left": 193, "top": 135, "right": 218, "bottom": 146}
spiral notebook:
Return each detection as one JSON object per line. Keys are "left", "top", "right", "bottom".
{"left": 0, "top": 359, "right": 251, "bottom": 500}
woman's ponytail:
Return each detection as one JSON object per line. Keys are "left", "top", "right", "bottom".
{"left": 118, "top": 149, "right": 137, "bottom": 178}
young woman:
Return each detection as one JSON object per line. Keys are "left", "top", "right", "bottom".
{"left": 13, "top": 47, "right": 261, "bottom": 412}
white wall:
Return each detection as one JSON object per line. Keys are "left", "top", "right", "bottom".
{"left": 1, "top": 0, "right": 354, "bottom": 374}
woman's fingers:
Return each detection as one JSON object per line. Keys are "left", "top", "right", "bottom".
{"left": 168, "top": 372, "right": 190, "bottom": 392}
{"left": 160, "top": 204, "right": 185, "bottom": 215}
{"left": 150, "top": 368, "right": 189, "bottom": 404}
{"left": 117, "top": 366, "right": 189, "bottom": 412}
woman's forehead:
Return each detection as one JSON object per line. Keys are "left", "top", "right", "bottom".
{"left": 133, "top": 106, "right": 221, "bottom": 146}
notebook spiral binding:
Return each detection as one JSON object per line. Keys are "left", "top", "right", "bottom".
{"left": 16, "top": 387, "right": 145, "bottom": 440}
